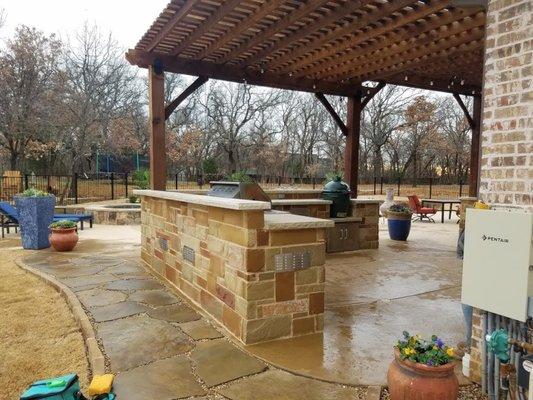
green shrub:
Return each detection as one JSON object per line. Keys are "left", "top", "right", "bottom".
{"left": 50, "top": 220, "right": 77, "bottom": 229}
{"left": 20, "top": 188, "right": 51, "bottom": 197}
{"left": 228, "top": 171, "right": 253, "bottom": 183}
{"left": 133, "top": 169, "right": 150, "bottom": 190}
{"left": 202, "top": 158, "right": 218, "bottom": 175}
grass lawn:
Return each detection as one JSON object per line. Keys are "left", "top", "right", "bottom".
{"left": 0, "top": 243, "right": 89, "bottom": 400}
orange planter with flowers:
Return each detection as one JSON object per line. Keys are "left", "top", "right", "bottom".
{"left": 387, "top": 331, "right": 458, "bottom": 400}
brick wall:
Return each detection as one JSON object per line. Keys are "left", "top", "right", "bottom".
{"left": 479, "top": 0, "right": 532, "bottom": 209}
{"left": 469, "top": 0, "right": 532, "bottom": 382}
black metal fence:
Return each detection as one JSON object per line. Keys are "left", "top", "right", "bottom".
{"left": 1, "top": 172, "right": 469, "bottom": 205}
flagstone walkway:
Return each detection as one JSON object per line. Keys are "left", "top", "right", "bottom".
{"left": 20, "top": 252, "right": 367, "bottom": 400}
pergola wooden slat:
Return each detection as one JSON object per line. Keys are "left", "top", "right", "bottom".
{"left": 127, "top": 0, "right": 486, "bottom": 195}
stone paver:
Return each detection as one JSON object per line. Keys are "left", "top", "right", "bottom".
{"left": 218, "top": 369, "right": 366, "bottom": 400}
{"left": 113, "top": 356, "right": 206, "bottom": 400}
{"left": 180, "top": 320, "right": 223, "bottom": 340}
{"left": 98, "top": 315, "right": 193, "bottom": 371}
{"left": 191, "top": 339, "right": 267, "bottom": 387}
{"left": 128, "top": 289, "right": 179, "bottom": 307}
{"left": 90, "top": 301, "right": 149, "bottom": 322}
{"left": 60, "top": 273, "right": 119, "bottom": 288}
{"left": 103, "top": 278, "right": 163, "bottom": 292}
{"left": 147, "top": 303, "right": 200, "bottom": 323}
{"left": 77, "top": 288, "right": 127, "bottom": 308}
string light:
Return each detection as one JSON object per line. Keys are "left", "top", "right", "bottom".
{"left": 430, "top": 81, "right": 434, "bottom": 86}
{"left": 460, "top": 80, "right": 465, "bottom": 86}
{"left": 404, "top": 75, "right": 408, "bottom": 81}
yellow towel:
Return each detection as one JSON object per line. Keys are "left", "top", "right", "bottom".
{"left": 474, "top": 201, "right": 491, "bottom": 210}
{"left": 88, "top": 374, "right": 114, "bottom": 396}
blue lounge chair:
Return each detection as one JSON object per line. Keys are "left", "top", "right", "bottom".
{"left": 0, "top": 202, "right": 93, "bottom": 238}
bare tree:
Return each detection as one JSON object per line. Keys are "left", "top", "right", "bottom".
{"left": 0, "top": 26, "right": 62, "bottom": 170}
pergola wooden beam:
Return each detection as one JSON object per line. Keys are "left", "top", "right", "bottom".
{"left": 453, "top": 93, "right": 475, "bottom": 129}
{"left": 195, "top": 1, "right": 280, "bottom": 61}
{"left": 269, "top": 0, "right": 427, "bottom": 72}
{"left": 302, "top": 8, "right": 481, "bottom": 80}
{"left": 315, "top": 93, "right": 348, "bottom": 136}
{"left": 126, "top": 50, "right": 362, "bottom": 96}
{"left": 143, "top": 0, "right": 197, "bottom": 52}
{"left": 165, "top": 76, "right": 208, "bottom": 120}
{"left": 361, "top": 82, "right": 386, "bottom": 109}
{"left": 217, "top": 0, "right": 334, "bottom": 64}
{"left": 170, "top": 0, "right": 242, "bottom": 56}
{"left": 469, "top": 94, "right": 482, "bottom": 196}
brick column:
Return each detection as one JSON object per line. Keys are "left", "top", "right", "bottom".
{"left": 468, "top": 0, "right": 532, "bottom": 383}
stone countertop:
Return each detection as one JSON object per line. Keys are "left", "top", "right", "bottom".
{"left": 264, "top": 211, "right": 334, "bottom": 230}
{"left": 133, "top": 190, "right": 271, "bottom": 211}
{"left": 265, "top": 188, "right": 323, "bottom": 194}
{"left": 271, "top": 199, "right": 332, "bottom": 205}
{"left": 350, "top": 199, "right": 383, "bottom": 204}
{"left": 330, "top": 217, "right": 363, "bottom": 222}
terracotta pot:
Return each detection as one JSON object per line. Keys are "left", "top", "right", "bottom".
{"left": 49, "top": 228, "right": 78, "bottom": 252}
{"left": 387, "top": 348, "right": 458, "bottom": 400}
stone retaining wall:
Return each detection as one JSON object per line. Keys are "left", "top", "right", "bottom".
{"left": 350, "top": 201, "right": 380, "bottom": 249}
{"left": 139, "top": 195, "right": 326, "bottom": 344}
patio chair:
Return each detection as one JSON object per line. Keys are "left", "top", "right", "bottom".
{"left": 0, "top": 202, "right": 94, "bottom": 238}
{"left": 407, "top": 195, "right": 437, "bottom": 222}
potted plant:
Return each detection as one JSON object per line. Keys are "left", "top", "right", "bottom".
{"left": 49, "top": 220, "right": 79, "bottom": 252}
{"left": 388, "top": 331, "right": 458, "bottom": 400}
{"left": 386, "top": 203, "right": 413, "bottom": 241}
{"left": 15, "top": 188, "right": 55, "bottom": 250}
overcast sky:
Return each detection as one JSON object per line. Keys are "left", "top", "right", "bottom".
{"left": 0, "top": 0, "right": 168, "bottom": 49}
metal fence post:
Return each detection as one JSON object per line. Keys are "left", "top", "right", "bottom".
{"left": 125, "top": 172, "right": 129, "bottom": 198}
{"left": 380, "top": 177, "right": 384, "bottom": 195}
{"left": 429, "top": 177, "right": 433, "bottom": 199}
{"left": 459, "top": 179, "right": 463, "bottom": 197}
{"left": 74, "top": 173, "right": 78, "bottom": 204}
{"left": 312, "top": 177, "right": 316, "bottom": 189}
{"left": 373, "top": 177, "right": 377, "bottom": 195}
{"left": 397, "top": 177, "right": 401, "bottom": 196}
{"left": 111, "top": 173, "right": 115, "bottom": 200}
{"left": 24, "top": 174, "right": 29, "bottom": 190}
{"left": 175, "top": 173, "right": 178, "bottom": 190}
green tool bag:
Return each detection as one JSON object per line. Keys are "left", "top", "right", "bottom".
{"left": 19, "top": 373, "right": 83, "bottom": 400}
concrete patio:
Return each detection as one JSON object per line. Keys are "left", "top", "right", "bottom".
{"left": 5, "top": 213, "right": 468, "bottom": 398}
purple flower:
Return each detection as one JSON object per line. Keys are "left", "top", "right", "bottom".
{"left": 427, "top": 360, "right": 434, "bottom": 366}
{"left": 435, "top": 338, "right": 444, "bottom": 348}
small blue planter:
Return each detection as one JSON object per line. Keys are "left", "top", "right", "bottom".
{"left": 15, "top": 195, "right": 55, "bottom": 249}
{"left": 387, "top": 217, "right": 412, "bottom": 241}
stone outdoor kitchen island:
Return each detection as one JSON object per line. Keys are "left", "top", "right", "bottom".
{"left": 135, "top": 190, "right": 333, "bottom": 344}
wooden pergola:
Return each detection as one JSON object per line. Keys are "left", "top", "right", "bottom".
{"left": 126, "top": 0, "right": 486, "bottom": 196}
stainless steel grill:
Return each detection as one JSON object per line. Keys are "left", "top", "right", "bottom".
{"left": 207, "top": 181, "right": 271, "bottom": 204}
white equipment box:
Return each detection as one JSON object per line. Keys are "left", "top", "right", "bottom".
{"left": 462, "top": 208, "right": 533, "bottom": 321}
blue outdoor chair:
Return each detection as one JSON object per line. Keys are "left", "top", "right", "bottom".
{"left": 0, "top": 202, "right": 94, "bottom": 238}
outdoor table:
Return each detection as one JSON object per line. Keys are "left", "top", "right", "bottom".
{"left": 421, "top": 199, "right": 461, "bottom": 223}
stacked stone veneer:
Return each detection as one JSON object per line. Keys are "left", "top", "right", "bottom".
{"left": 271, "top": 203, "right": 330, "bottom": 219}
{"left": 139, "top": 195, "right": 325, "bottom": 344}
{"left": 469, "top": 0, "right": 532, "bottom": 383}
{"left": 479, "top": 0, "right": 532, "bottom": 208}
{"left": 350, "top": 200, "right": 380, "bottom": 249}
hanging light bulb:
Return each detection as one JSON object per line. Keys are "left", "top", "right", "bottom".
{"left": 430, "top": 81, "right": 434, "bottom": 86}
{"left": 404, "top": 75, "right": 408, "bottom": 81}
{"left": 460, "top": 79, "right": 465, "bottom": 85}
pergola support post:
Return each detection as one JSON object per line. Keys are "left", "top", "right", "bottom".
{"left": 469, "top": 94, "right": 482, "bottom": 197}
{"left": 344, "top": 87, "right": 363, "bottom": 197}
{"left": 148, "top": 65, "right": 166, "bottom": 191}
{"left": 453, "top": 93, "right": 482, "bottom": 197}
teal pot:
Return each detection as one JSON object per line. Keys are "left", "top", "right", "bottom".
{"left": 14, "top": 195, "right": 55, "bottom": 249}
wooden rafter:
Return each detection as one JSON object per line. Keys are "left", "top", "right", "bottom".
{"left": 216, "top": 0, "right": 333, "bottom": 64}
{"left": 169, "top": 0, "right": 242, "bottom": 56}
{"left": 299, "top": 8, "right": 481, "bottom": 79}
{"left": 239, "top": 0, "right": 381, "bottom": 68}
{"left": 361, "top": 82, "right": 386, "bottom": 109}
{"left": 327, "top": 12, "right": 484, "bottom": 82}
{"left": 195, "top": 1, "right": 280, "bottom": 61}
{"left": 268, "top": 0, "right": 426, "bottom": 72}
{"left": 129, "top": 0, "right": 487, "bottom": 95}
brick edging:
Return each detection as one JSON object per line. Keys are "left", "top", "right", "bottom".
{"left": 15, "top": 258, "right": 106, "bottom": 377}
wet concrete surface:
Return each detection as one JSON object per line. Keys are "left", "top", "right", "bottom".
{"left": 247, "top": 220, "right": 467, "bottom": 386}
{"left": 11, "top": 218, "right": 468, "bottom": 392}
